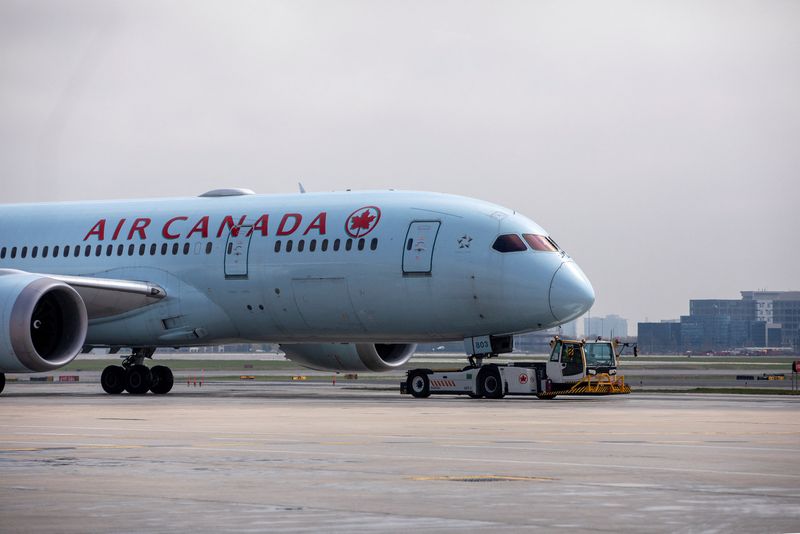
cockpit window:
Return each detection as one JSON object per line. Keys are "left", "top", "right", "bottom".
{"left": 523, "top": 234, "right": 559, "bottom": 252}
{"left": 492, "top": 234, "right": 527, "bottom": 253}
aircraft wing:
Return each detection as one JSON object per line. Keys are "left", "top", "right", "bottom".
{"left": 44, "top": 273, "right": 167, "bottom": 319}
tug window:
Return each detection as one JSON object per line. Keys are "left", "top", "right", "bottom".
{"left": 523, "top": 234, "right": 558, "bottom": 252}
{"left": 492, "top": 234, "right": 527, "bottom": 253}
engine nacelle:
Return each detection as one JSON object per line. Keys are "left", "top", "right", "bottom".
{"left": 0, "top": 270, "right": 88, "bottom": 373}
{"left": 280, "top": 342, "right": 417, "bottom": 372}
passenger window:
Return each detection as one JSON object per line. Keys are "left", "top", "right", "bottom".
{"left": 21, "top": 246, "right": 27, "bottom": 258}
{"left": 32, "top": 246, "right": 38, "bottom": 258}
{"left": 333, "top": 239, "right": 340, "bottom": 251}
{"left": 286, "top": 240, "right": 293, "bottom": 252}
{"left": 183, "top": 243, "right": 190, "bottom": 255}
{"left": 42, "top": 246, "right": 48, "bottom": 258}
{"left": 523, "top": 234, "right": 558, "bottom": 252}
{"left": 150, "top": 243, "right": 157, "bottom": 255}
{"left": 84, "top": 245, "right": 91, "bottom": 256}
{"left": 53, "top": 245, "right": 59, "bottom": 257}
{"left": 11, "top": 247, "right": 17, "bottom": 258}
{"left": 345, "top": 239, "right": 353, "bottom": 251}
{"left": 309, "top": 240, "right": 316, "bottom": 252}
{"left": 205, "top": 242, "right": 213, "bottom": 254}
{"left": 298, "top": 240, "right": 305, "bottom": 252}
{"left": 63, "top": 246, "right": 70, "bottom": 257}
{"left": 95, "top": 245, "right": 101, "bottom": 256}
{"left": 357, "top": 238, "right": 365, "bottom": 251}
{"left": 106, "top": 245, "right": 113, "bottom": 256}
{"left": 406, "top": 238, "right": 413, "bottom": 251}
{"left": 128, "top": 244, "right": 135, "bottom": 256}
{"left": 0, "top": 247, "right": 5, "bottom": 259}
{"left": 370, "top": 238, "right": 378, "bottom": 251}
{"left": 161, "top": 243, "right": 168, "bottom": 255}
{"left": 492, "top": 234, "right": 527, "bottom": 253}
{"left": 74, "top": 246, "right": 81, "bottom": 257}
{"left": 117, "top": 244, "right": 124, "bottom": 256}
{"left": 172, "top": 243, "right": 179, "bottom": 255}
{"left": 226, "top": 242, "right": 232, "bottom": 255}
{"left": 274, "top": 240, "right": 281, "bottom": 253}
{"left": 321, "top": 239, "right": 329, "bottom": 252}
{"left": 139, "top": 244, "right": 146, "bottom": 256}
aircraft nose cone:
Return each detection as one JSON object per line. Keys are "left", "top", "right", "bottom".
{"left": 549, "top": 261, "right": 595, "bottom": 322}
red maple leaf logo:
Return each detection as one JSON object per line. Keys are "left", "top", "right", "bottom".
{"left": 350, "top": 210, "right": 376, "bottom": 232}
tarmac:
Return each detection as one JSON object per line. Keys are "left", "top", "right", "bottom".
{"left": 1, "top": 382, "right": 799, "bottom": 533}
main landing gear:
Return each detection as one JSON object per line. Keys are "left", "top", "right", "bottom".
{"left": 101, "top": 348, "right": 174, "bottom": 395}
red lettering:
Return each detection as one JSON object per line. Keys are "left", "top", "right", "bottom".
{"left": 83, "top": 219, "right": 106, "bottom": 241}
{"left": 127, "top": 218, "right": 151, "bottom": 240}
{"left": 186, "top": 216, "right": 209, "bottom": 239}
{"left": 247, "top": 214, "right": 269, "bottom": 237}
{"left": 162, "top": 216, "right": 188, "bottom": 239}
{"left": 216, "top": 215, "right": 247, "bottom": 238}
{"left": 111, "top": 219, "right": 127, "bottom": 241}
{"left": 303, "top": 212, "right": 327, "bottom": 235}
{"left": 277, "top": 213, "right": 302, "bottom": 236}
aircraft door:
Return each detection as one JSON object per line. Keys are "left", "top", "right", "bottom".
{"left": 224, "top": 225, "right": 253, "bottom": 278}
{"left": 403, "top": 221, "right": 441, "bottom": 274}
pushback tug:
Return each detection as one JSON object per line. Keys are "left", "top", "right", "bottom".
{"left": 401, "top": 337, "right": 634, "bottom": 399}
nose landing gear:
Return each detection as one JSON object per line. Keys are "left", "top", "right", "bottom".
{"left": 101, "top": 348, "right": 174, "bottom": 395}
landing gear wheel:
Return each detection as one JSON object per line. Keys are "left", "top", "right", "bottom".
{"left": 407, "top": 371, "right": 431, "bottom": 398}
{"left": 125, "top": 364, "right": 152, "bottom": 395}
{"left": 0, "top": 372, "right": 5, "bottom": 394}
{"left": 101, "top": 365, "right": 126, "bottom": 394}
{"left": 478, "top": 366, "right": 504, "bottom": 399}
{"left": 150, "top": 365, "right": 174, "bottom": 395}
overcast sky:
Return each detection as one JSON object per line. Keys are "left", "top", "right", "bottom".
{"left": 1, "top": 1, "right": 798, "bottom": 332}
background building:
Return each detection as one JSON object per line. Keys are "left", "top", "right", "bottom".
{"left": 638, "top": 290, "right": 800, "bottom": 353}
{"left": 584, "top": 314, "right": 628, "bottom": 339}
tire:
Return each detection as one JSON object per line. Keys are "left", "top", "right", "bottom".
{"left": 101, "top": 365, "right": 126, "bottom": 395}
{"left": 468, "top": 392, "right": 482, "bottom": 399}
{"left": 125, "top": 364, "right": 152, "bottom": 395}
{"left": 407, "top": 371, "right": 431, "bottom": 398}
{"left": 478, "top": 367, "right": 504, "bottom": 399}
{"left": 150, "top": 365, "right": 174, "bottom": 395}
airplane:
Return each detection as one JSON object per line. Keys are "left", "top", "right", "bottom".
{"left": 0, "top": 188, "right": 594, "bottom": 395}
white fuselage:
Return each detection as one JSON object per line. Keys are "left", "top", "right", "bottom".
{"left": 0, "top": 190, "right": 594, "bottom": 348}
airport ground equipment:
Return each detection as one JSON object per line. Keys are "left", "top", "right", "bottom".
{"left": 401, "top": 337, "right": 632, "bottom": 399}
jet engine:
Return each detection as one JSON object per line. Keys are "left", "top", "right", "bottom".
{"left": 279, "top": 342, "right": 417, "bottom": 372}
{"left": 0, "top": 270, "right": 88, "bottom": 373}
